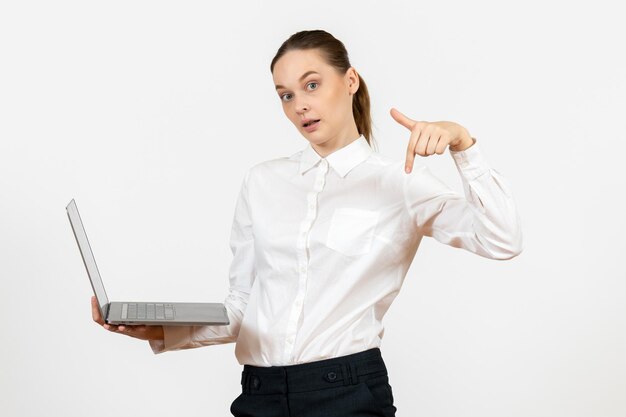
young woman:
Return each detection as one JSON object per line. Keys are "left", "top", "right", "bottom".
{"left": 91, "top": 29, "right": 523, "bottom": 416}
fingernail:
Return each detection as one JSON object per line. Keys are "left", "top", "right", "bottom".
{"left": 405, "top": 166, "right": 410, "bottom": 173}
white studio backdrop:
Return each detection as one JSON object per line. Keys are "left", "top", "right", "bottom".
{"left": 1, "top": 1, "right": 624, "bottom": 416}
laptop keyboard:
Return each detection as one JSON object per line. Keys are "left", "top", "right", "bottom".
{"left": 121, "top": 303, "right": 175, "bottom": 320}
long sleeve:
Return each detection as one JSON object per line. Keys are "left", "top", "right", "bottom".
{"left": 402, "top": 138, "right": 523, "bottom": 260}
{"left": 149, "top": 168, "right": 257, "bottom": 354}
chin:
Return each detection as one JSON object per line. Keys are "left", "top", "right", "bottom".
{"left": 307, "top": 136, "right": 332, "bottom": 146}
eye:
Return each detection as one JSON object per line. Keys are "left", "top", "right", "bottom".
{"left": 279, "top": 82, "right": 319, "bottom": 102}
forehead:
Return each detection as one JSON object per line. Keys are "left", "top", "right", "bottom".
{"left": 273, "top": 49, "right": 335, "bottom": 87}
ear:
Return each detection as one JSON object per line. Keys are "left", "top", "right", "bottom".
{"left": 346, "top": 67, "right": 360, "bottom": 95}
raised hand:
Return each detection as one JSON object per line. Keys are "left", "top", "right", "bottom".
{"left": 390, "top": 107, "right": 474, "bottom": 173}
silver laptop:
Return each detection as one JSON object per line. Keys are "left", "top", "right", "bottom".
{"left": 66, "top": 198, "right": 230, "bottom": 326}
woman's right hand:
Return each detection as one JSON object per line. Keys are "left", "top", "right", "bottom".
{"left": 91, "top": 296, "right": 164, "bottom": 341}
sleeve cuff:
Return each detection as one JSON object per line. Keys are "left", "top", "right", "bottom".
{"left": 149, "top": 338, "right": 165, "bottom": 354}
{"left": 149, "top": 325, "right": 193, "bottom": 355}
{"left": 449, "top": 137, "right": 490, "bottom": 180}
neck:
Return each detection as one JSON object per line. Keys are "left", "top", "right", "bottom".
{"left": 312, "top": 126, "right": 361, "bottom": 158}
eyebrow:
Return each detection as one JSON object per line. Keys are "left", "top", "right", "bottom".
{"left": 275, "top": 71, "right": 320, "bottom": 90}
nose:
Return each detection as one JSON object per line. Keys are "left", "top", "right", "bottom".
{"left": 294, "top": 96, "right": 309, "bottom": 114}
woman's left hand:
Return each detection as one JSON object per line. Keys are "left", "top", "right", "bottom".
{"left": 390, "top": 107, "right": 474, "bottom": 173}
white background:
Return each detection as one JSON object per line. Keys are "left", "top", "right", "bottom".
{"left": 1, "top": 1, "right": 624, "bottom": 416}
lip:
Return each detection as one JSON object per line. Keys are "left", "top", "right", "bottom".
{"left": 302, "top": 118, "right": 321, "bottom": 132}
{"left": 301, "top": 117, "right": 319, "bottom": 126}
{"left": 303, "top": 119, "right": 320, "bottom": 133}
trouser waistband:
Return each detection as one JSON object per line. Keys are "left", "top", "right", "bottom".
{"left": 240, "top": 347, "right": 387, "bottom": 395}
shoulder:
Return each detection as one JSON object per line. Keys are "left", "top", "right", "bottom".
{"left": 248, "top": 154, "right": 296, "bottom": 177}
{"left": 241, "top": 152, "right": 300, "bottom": 187}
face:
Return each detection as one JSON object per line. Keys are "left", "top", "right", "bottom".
{"left": 272, "top": 48, "right": 360, "bottom": 150}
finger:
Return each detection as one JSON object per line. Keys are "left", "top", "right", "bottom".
{"left": 389, "top": 107, "right": 416, "bottom": 131}
{"left": 405, "top": 125, "right": 424, "bottom": 172}
{"left": 103, "top": 323, "right": 119, "bottom": 331}
{"left": 415, "top": 125, "right": 433, "bottom": 157}
{"left": 426, "top": 130, "right": 442, "bottom": 155}
{"left": 116, "top": 323, "right": 141, "bottom": 332}
{"left": 436, "top": 134, "right": 450, "bottom": 154}
{"left": 117, "top": 325, "right": 149, "bottom": 340}
{"left": 103, "top": 319, "right": 125, "bottom": 332}
{"left": 117, "top": 324, "right": 144, "bottom": 333}
{"left": 91, "top": 296, "right": 103, "bottom": 324}
{"left": 105, "top": 323, "right": 124, "bottom": 333}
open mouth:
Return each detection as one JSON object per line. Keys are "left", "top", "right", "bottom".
{"left": 303, "top": 119, "right": 320, "bottom": 127}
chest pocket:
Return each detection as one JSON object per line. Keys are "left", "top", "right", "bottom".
{"left": 325, "top": 207, "right": 380, "bottom": 256}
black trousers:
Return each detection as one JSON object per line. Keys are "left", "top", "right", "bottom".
{"left": 230, "top": 347, "right": 397, "bottom": 417}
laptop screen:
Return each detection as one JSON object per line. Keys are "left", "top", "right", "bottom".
{"left": 66, "top": 199, "right": 110, "bottom": 316}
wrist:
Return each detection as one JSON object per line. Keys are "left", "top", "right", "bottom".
{"left": 151, "top": 326, "right": 165, "bottom": 341}
{"left": 449, "top": 134, "right": 475, "bottom": 152}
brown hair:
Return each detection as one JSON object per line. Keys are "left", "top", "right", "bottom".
{"left": 270, "top": 30, "right": 376, "bottom": 149}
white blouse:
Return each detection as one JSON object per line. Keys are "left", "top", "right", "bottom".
{"left": 149, "top": 134, "right": 523, "bottom": 366}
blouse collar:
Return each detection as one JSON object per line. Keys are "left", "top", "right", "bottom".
{"left": 298, "top": 134, "right": 373, "bottom": 177}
